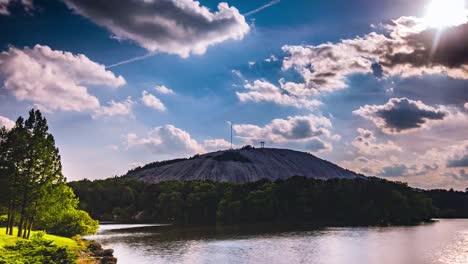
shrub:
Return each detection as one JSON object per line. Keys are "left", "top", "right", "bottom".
{"left": 44, "top": 210, "right": 99, "bottom": 237}
{"left": 0, "top": 232, "right": 77, "bottom": 264}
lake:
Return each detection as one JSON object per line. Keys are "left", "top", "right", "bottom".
{"left": 85, "top": 219, "right": 468, "bottom": 264}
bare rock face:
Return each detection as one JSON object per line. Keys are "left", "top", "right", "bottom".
{"left": 125, "top": 148, "right": 362, "bottom": 183}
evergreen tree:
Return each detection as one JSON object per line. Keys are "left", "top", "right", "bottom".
{"left": 0, "top": 109, "right": 96, "bottom": 239}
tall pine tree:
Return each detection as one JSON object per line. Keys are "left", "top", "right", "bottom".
{"left": 0, "top": 109, "right": 66, "bottom": 238}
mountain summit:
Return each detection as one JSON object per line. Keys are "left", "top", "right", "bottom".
{"left": 125, "top": 148, "right": 362, "bottom": 183}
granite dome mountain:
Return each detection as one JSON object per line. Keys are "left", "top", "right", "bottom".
{"left": 125, "top": 148, "right": 362, "bottom": 183}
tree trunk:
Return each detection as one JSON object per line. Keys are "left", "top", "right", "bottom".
{"left": 17, "top": 192, "right": 27, "bottom": 237}
{"left": 5, "top": 206, "right": 10, "bottom": 234}
{"left": 8, "top": 212, "right": 14, "bottom": 236}
{"left": 5, "top": 199, "right": 12, "bottom": 235}
{"left": 21, "top": 219, "right": 27, "bottom": 239}
{"left": 26, "top": 219, "right": 33, "bottom": 239}
{"left": 22, "top": 219, "right": 30, "bottom": 239}
{"left": 6, "top": 173, "right": 18, "bottom": 236}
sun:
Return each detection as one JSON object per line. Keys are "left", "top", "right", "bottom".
{"left": 424, "top": 0, "right": 467, "bottom": 29}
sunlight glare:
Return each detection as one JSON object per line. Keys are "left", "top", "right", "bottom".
{"left": 424, "top": 0, "right": 467, "bottom": 28}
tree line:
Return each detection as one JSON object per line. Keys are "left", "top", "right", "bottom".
{"left": 0, "top": 109, "right": 97, "bottom": 238}
{"left": 69, "top": 176, "right": 436, "bottom": 226}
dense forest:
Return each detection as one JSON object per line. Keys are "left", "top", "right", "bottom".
{"left": 426, "top": 189, "right": 468, "bottom": 218}
{"left": 69, "top": 176, "right": 435, "bottom": 226}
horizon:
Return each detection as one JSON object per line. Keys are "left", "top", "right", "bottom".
{"left": 0, "top": 0, "right": 467, "bottom": 190}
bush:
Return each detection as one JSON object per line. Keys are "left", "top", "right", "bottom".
{"left": 44, "top": 210, "right": 99, "bottom": 237}
{"left": 0, "top": 232, "right": 77, "bottom": 264}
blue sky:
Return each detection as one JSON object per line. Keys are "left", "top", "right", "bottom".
{"left": 0, "top": 0, "right": 467, "bottom": 189}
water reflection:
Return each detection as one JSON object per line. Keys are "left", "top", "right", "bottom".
{"left": 85, "top": 219, "right": 468, "bottom": 264}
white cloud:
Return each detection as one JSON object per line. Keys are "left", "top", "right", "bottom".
{"left": 125, "top": 124, "right": 235, "bottom": 156}
{"left": 352, "top": 128, "right": 402, "bottom": 155}
{"left": 248, "top": 61, "right": 256, "bottom": 68}
{"left": 93, "top": 97, "right": 134, "bottom": 118}
{"left": 154, "top": 85, "right": 175, "bottom": 95}
{"left": 465, "top": 102, "right": 468, "bottom": 110}
{"left": 141, "top": 90, "right": 166, "bottom": 111}
{"left": 236, "top": 80, "right": 321, "bottom": 109}
{"left": 63, "top": 0, "right": 250, "bottom": 58}
{"left": 265, "top": 54, "right": 278, "bottom": 62}
{"left": 126, "top": 125, "right": 204, "bottom": 157}
{"left": 446, "top": 141, "right": 468, "bottom": 168}
{"left": 0, "top": 45, "right": 126, "bottom": 113}
{"left": 231, "top": 69, "right": 243, "bottom": 79}
{"left": 0, "top": 115, "right": 15, "bottom": 130}
{"left": 280, "top": 16, "right": 468, "bottom": 96}
{"left": 203, "top": 138, "right": 233, "bottom": 151}
{"left": 233, "top": 114, "right": 335, "bottom": 152}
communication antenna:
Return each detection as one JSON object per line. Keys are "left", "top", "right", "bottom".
{"left": 260, "top": 141, "right": 265, "bottom": 148}
{"left": 230, "top": 123, "right": 233, "bottom": 149}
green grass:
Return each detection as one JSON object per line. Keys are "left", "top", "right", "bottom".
{"left": 0, "top": 227, "right": 82, "bottom": 251}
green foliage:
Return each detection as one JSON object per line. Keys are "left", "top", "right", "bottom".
{"left": 43, "top": 210, "right": 98, "bottom": 238}
{"left": 0, "top": 109, "right": 98, "bottom": 239}
{"left": 0, "top": 232, "right": 77, "bottom": 264}
{"left": 33, "top": 184, "right": 98, "bottom": 237}
{"left": 70, "top": 176, "right": 435, "bottom": 226}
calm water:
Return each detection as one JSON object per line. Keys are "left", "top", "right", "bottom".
{"left": 85, "top": 219, "right": 468, "bottom": 264}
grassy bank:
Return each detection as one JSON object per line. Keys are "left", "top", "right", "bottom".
{"left": 0, "top": 227, "right": 81, "bottom": 250}
{"left": 0, "top": 227, "right": 116, "bottom": 263}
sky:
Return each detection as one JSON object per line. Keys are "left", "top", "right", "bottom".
{"left": 0, "top": 0, "right": 467, "bottom": 190}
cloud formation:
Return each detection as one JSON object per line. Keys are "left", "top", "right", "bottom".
{"left": 0, "top": 45, "right": 126, "bottom": 113}
{"left": 280, "top": 16, "right": 468, "bottom": 96}
{"left": 233, "top": 114, "right": 336, "bottom": 152}
{"left": 0, "top": 0, "right": 32, "bottom": 15}
{"left": 203, "top": 138, "right": 233, "bottom": 152}
{"left": 155, "top": 85, "right": 175, "bottom": 95}
{"left": 142, "top": 91, "right": 166, "bottom": 111}
{"left": 377, "top": 163, "right": 439, "bottom": 178}
{"left": 125, "top": 125, "right": 233, "bottom": 157}
{"left": 126, "top": 125, "right": 204, "bottom": 156}
{"left": 236, "top": 80, "right": 321, "bottom": 109}
{"left": 352, "top": 128, "right": 402, "bottom": 154}
{"left": 93, "top": 97, "right": 134, "bottom": 118}
{"left": 353, "top": 98, "right": 449, "bottom": 134}
{"left": 0, "top": 116, "right": 15, "bottom": 129}
{"left": 447, "top": 143, "right": 468, "bottom": 168}
{"left": 63, "top": 0, "right": 250, "bottom": 58}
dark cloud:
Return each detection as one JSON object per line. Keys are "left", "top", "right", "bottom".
{"left": 377, "top": 162, "right": 439, "bottom": 177}
{"left": 353, "top": 97, "right": 449, "bottom": 134}
{"left": 305, "top": 138, "right": 330, "bottom": 152}
{"left": 378, "top": 164, "right": 409, "bottom": 177}
{"left": 382, "top": 23, "right": 468, "bottom": 69}
{"left": 62, "top": 0, "right": 249, "bottom": 57}
{"left": 447, "top": 154, "right": 468, "bottom": 168}
{"left": 446, "top": 169, "right": 468, "bottom": 180}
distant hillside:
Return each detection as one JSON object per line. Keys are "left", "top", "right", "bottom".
{"left": 124, "top": 148, "right": 362, "bottom": 183}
